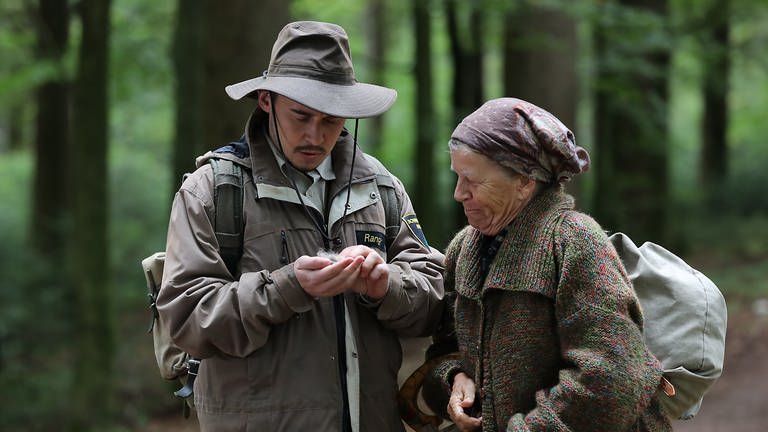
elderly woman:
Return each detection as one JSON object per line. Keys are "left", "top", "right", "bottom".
{"left": 422, "top": 98, "right": 671, "bottom": 431}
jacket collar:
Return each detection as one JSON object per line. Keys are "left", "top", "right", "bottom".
{"left": 455, "top": 187, "right": 575, "bottom": 300}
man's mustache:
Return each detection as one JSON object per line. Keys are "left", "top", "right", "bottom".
{"left": 295, "top": 145, "right": 326, "bottom": 154}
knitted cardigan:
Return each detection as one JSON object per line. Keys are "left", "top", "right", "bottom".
{"left": 423, "top": 187, "right": 671, "bottom": 432}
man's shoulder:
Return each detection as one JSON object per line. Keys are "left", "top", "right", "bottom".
{"left": 195, "top": 137, "right": 252, "bottom": 171}
{"left": 178, "top": 162, "right": 215, "bottom": 204}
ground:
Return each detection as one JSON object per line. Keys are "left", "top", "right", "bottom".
{"left": 145, "top": 296, "right": 768, "bottom": 431}
{"left": 671, "top": 297, "right": 768, "bottom": 432}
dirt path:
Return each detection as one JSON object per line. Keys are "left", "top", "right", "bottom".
{"left": 145, "top": 298, "right": 768, "bottom": 432}
{"left": 671, "top": 298, "right": 768, "bottom": 432}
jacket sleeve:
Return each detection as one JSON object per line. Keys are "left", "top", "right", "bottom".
{"left": 420, "top": 228, "right": 467, "bottom": 420}
{"left": 507, "top": 214, "right": 663, "bottom": 431}
{"left": 364, "top": 176, "right": 446, "bottom": 337}
{"left": 156, "top": 167, "right": 314, "bottom": 359}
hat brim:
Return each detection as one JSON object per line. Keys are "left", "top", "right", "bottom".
{"left": 225, "top": 76, "right": 397, "bottom": 119}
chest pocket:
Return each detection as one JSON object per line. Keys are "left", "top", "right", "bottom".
{"left": 241, "top": 195, "right": 325, "bottom": 273}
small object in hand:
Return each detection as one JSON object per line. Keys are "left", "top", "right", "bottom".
{"left": 317, "top": 249, "right": 341, "bottom": 262}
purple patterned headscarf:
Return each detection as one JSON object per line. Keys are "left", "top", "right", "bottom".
{"left": 449, "top": 98, "right": 590, "bottom": 184}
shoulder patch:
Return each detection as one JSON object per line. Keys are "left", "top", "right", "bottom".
{"left": 402, "top": 213, "right": 429, "bottom": 249}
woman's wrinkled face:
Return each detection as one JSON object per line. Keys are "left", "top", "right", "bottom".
{"left": 450, "top": 146, "right": 532, "bottom": 236}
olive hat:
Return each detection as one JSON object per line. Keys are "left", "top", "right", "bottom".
{"left": 225, "top": 21, "right": 397, "bottom": 119}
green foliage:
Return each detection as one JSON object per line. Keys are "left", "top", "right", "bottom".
{"left": 682, "top": 214, "right": 768, "bottom": 298}
{"left": 0, "top": 152, "right": 74, "bottom": 430}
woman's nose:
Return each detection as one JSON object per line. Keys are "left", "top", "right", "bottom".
{"left": 454, "top": 180, "right": 468, "bottom": 202}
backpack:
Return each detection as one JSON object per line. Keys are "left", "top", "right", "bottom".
{"left": 142, "top": 150, "right": 402, "bottom": 415}
{"left": 609, "top": 232, "right": 727, "bottom": 420}
{"left": 142, "top": 155, "right": 245, "bottom": 416}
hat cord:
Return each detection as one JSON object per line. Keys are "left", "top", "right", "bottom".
{"left": 269, "top": 93, "right": 356, "bottom": 249}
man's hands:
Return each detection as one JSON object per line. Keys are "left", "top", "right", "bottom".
{"left": 294, "top": 245, "right": 389, "bottom": 299}
{"left": 448, "top": 372, "right": 482, "bottom": 431}
{"left": 294, "top": 254, "right": 364, "bottom": 298}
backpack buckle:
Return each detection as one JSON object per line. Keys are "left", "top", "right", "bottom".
{"left": 660, "top": 376, "right": 676, "bottom": 397}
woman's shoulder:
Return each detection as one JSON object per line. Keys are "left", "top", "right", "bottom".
{"left": 556, "top": 209, "right": 611, "bottom": 246}
{"left": 445, "top": 226, "right": 473, "bottom": 257}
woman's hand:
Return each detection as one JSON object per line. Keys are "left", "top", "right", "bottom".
{"left": 448, "top": 372, "right": 482, "bottom": 431}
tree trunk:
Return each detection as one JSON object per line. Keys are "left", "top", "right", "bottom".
{"left": 412, "top": 0, "right": 438, "bottom": 245}
{"left": 593, "top": 0, "right": 671, "bottom": 244}
{"left": 68, "top": 0, "right": 113, "bottom": 429}
{"left": 32, "top": 0, "right": 70, "bottom": 257}
{"left": 171, "top": 0, "right": 205, "bottom": 189}
{"left": 699, "top": 0, "right": 730, "bottom": 209}
{"left": 7, "top": 103, "right": 28, "bottom": 152}
{"left": 365, "top": 0, "right": 386, "bottom": 153}
{"left": 201, "top": 0, "right": 289, "bottom": 151}
{"left": 446, "top": 0, "right": 485, "bottom": 243}
{"left": 171, "top": 0, "right": 289, "bottom": 195}
{"left": 503, "top": 1, "right": 582, "bottom": 199}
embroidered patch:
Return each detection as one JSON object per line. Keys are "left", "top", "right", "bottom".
{"left": 356, "top": 230, "right": 386, "bottom": 252}
{"left": 403, "top": 213, "right": 429, "bottom": 249}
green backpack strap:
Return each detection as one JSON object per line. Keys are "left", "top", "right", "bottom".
{"left": 171, "top": 157, "right": 245, "bottom": 416}
{"left": 364, "top": 154, "right": 402, "bottom": 249}
{"left": 209, "top": 158, "right": 244, "bottom": 277}
{"left": 380, "top": 181, "right": 400, "bottom": 249}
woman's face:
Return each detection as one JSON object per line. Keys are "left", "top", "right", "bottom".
{"left": 450, "top": 146, "right": 534, "bottom": 236}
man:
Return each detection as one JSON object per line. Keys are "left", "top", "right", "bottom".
{"left": 157, "top": 21, "right": 445, "bottom": 432}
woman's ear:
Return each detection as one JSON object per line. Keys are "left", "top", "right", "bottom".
{"left": 518, "top": 176, "right": 538, "bottom": 201}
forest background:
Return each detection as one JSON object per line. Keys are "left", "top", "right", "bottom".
{"left": 1, "top": 0, "right": 767, "bottom": 431}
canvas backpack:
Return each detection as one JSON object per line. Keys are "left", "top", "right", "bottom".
{"left": 142, "top": 149, "right": 402, "bottom": 415}
{"left": 142, "top": 154, "right": 246, "bottom": 416}
{"left": 609, "top": 232, "right": 727, "bottom": 420}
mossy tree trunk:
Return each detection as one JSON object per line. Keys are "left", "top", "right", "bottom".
{"left": 68, "top": 0, "right": 113, "bottom": 429}
{"left": 32, "top": 0, "right": 70, "bottom": 258}
{"left": 593, "top": 0, "right": 672, "bottom": 243}
{"left": 445, "top": 0, "right": 485, "bottom": 246}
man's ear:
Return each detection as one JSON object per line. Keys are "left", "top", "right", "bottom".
{"left": 257, "top": 90, "right": 271, "bottom": 112}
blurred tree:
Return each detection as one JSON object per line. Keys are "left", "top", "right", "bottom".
{"left": 593, "top": 0, "right": 672, "bottom": 243}
{"left": 446, "top": 0, "right": 485, "bottom": 240}
{"left": 171, "top": 0, "right": 204, "bottom": 190}
{"left": 503, "top": 1, "right": 578, "bottom": 130}
{"left": 31, "top": 0, "right": 69, "bottom": 257}
{"left": 68, "top": 0, "right": 113, "bottom": 429}
{"left": 365, "top": 0, "right": 387, "bottom": 153}
{"left": 503, "top": 0, "right": 582, "bottom": 197}
{"left": 7, "top": 105, "right": 28, "bottom": 152}
{"left": 171, "top": 0, "right": 290, "bottom": 194}
{"left": 699, "top": 0, "right": 730, "bottom": 208}
{"left": 201, "top": 1, "right": 289, "bottom": 154}
{"left": 412, "top": 0, "right": 438, "bottom": 245}
{"left": 0, "top": 3, "right": 37, "bottom": 153}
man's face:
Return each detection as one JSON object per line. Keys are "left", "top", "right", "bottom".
{"left": 258, "top": 92, "right": 347, "bottom": 171}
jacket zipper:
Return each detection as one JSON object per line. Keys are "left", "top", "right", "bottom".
{"left": 280, "top": 230, "right": 289, "bottom": 265}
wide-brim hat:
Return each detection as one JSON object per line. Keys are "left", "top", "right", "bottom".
{"left": 225, "top": 21, "right": 397, "bottom": 119}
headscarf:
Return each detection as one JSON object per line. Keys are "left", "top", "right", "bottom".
{"left": 449, "top": 98, "right": 590, "bottom": 184}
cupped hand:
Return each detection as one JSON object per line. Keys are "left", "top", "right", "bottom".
{"left": 294, "top": 254, "right": 364, "bottom": 298}
{"left": 338, "top": 245, "right": 390, "bottom": 299}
